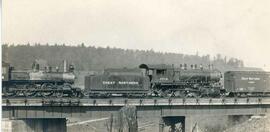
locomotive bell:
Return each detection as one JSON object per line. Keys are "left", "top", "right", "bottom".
{"left": 69, "top": 65, "right": 75, "bottom": 72}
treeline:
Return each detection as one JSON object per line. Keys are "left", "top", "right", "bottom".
{"left": 2, "top": 43, "right": 244, "bottom": 71}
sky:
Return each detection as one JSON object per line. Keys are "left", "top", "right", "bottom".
{"left": 2, "top": 0, "right": 270, "bottom": 69}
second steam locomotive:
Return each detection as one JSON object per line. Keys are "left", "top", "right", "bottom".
{"left": 2, "top": 60, "right": 81, "bottom": 97}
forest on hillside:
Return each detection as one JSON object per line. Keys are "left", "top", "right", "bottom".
{"left": 2, "top": 44, "right": 245, "bottom": 71}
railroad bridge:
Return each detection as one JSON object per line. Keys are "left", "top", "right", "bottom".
{"left": 2, "top": 97, "right": 270, "bottom": 132}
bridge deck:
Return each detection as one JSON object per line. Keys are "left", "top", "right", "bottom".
{"left": 2, "top": 97, "right": 270, "bottom": 106}
{"left": 3, "top": 97, "right": 270, "bottom": 118}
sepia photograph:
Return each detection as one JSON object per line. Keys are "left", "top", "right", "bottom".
{"left": 1, "top": 0, "right": 270, "bottom": 132}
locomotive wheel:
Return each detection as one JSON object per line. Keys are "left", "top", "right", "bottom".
{"left": 69, "top": 90, "right": 81, "bottom": 98}
{"left": 23, "top": 85, "right": 36, "bottom": 97}
{"left": 54, "top": 91, "right": 63, "bottom": 98}
{"left": 174, "top": 91, "right": 186, "bottom": 98}
{"left": 4, "top": 91, "right": 16, "bottom": 97}
{"left": 187, "top": 92, "right": 201, "bottom": 98}
{"left": 75, "top": 92, "right": 83, "bottom": 98}
{"left": 157, "top": 89, "right": 169, "bottom": 97}
{"left": 40, "top": 83, "right": 54, "bottom": 97}
{"left": 23, "top": 91, "right": 36, "bottom": 97}
{"left": 2, "top": 87, "right": 16, "bottom": 97}
{"left": 40, "top": 91, "right": 53, "bottom": 97}
{"left": 15, "top": 91, "right": 23, "bottom": 97}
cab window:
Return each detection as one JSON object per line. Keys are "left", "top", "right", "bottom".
{"left": 156, "top": 69, "right": 166, "bottom": 75}
{"left": 148, "top": 70, "right": 153, "bottom": 75}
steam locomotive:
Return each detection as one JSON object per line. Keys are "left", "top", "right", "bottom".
{"left": 2, "top": 60, "right": 81, "bottom": 97}
{"left": 85, "top": 64, "right": 223, "bottom": 97}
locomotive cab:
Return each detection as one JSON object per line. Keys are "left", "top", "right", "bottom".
{"left": 139, "top": 64, "right": 174, "bottom": 83}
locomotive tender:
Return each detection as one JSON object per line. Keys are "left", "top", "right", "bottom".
{"left": 84, "top": 68, "right": 150, "bottom": 97}
{"left": 2, "top": 60, "right": 81, "bottom": 97}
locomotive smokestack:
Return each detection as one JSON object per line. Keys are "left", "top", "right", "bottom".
{"left": 63, "top": 60, "right": 67, "bottom": 72}
{"left": 191, "top": 64, "right": 193, "bottom": 69}
{"left": 195, "top": 64, "right": 197, "bottom": 69}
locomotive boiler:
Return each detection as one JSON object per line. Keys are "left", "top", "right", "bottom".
{"left": 2, "top": 60, "right": 81, "bottom": 97}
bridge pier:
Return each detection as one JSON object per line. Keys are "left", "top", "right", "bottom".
{"left": 227, "top": 115, "right": 252, "bottom": 127}
{"left": 3, "top": 118, "right": 67, "bottom": 132}
{"left": 159, "top": 117, "right": 165, "bottom": 132}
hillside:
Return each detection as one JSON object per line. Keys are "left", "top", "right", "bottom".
{"left": 2, "top": 44, "right": 246, "bottom": 71}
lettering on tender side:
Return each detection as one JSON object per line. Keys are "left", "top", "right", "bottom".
{"left": 102, "top": 81, "right": 116, "bottom": 85}
{"left": 241, "top": 77, "right": 260, "bottom": 81}
{"left": 159, "top": 78, "right": 169, "bottom": 81}
{"left": 102, "top": 81, "right": 139, "bottom": 85}
{"left": 119, "top": 81, "right": 139, "bottom": 85}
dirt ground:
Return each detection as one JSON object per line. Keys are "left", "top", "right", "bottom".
{"left": 66, "top": 115, "right": 270, "bottom": 132}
